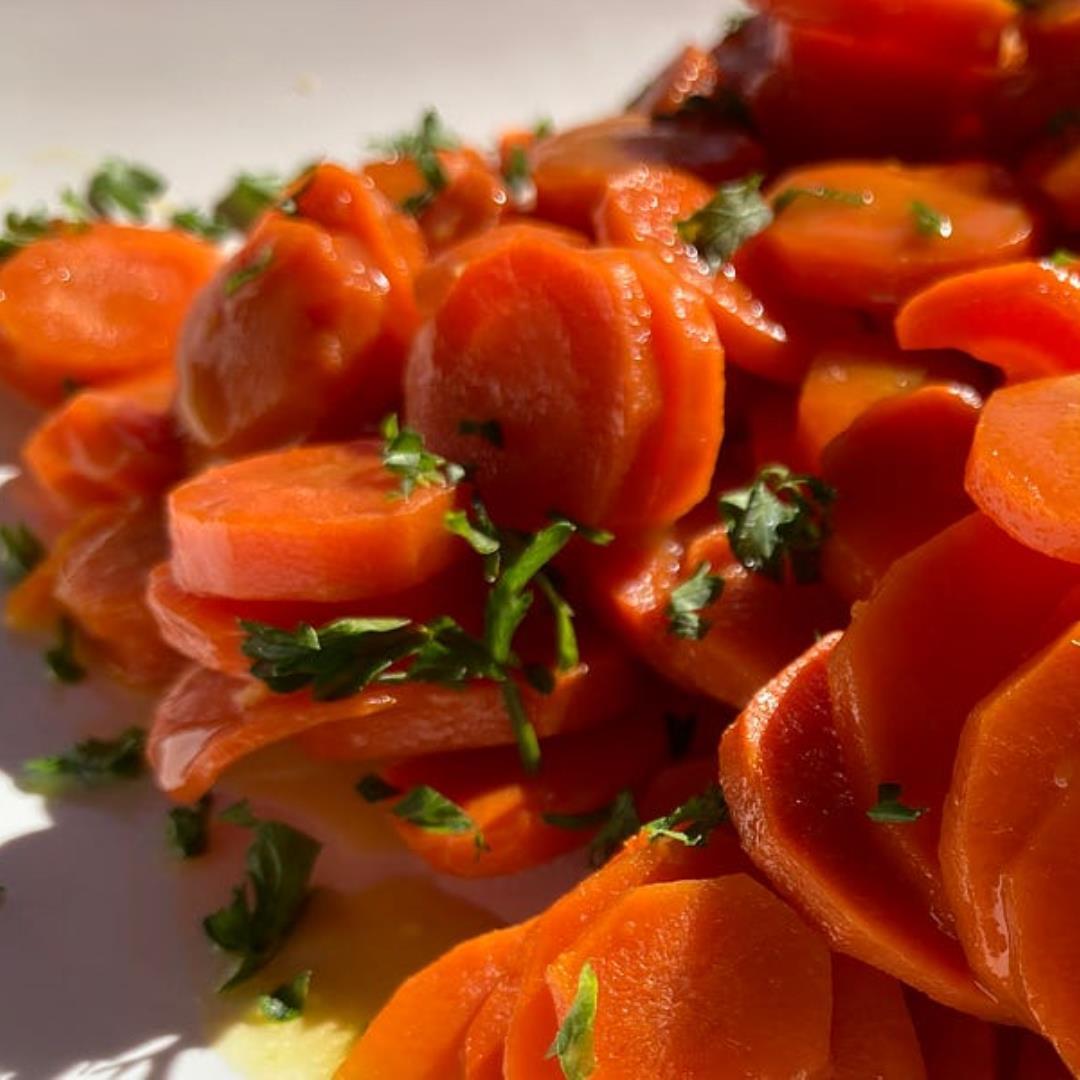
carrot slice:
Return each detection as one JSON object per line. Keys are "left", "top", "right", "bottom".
{"left": 630, "top": 44, "right": 721, "bottom": 118}
{"left": 821, "top": 385, "right": 979, "bottom": 601}
{"left": 829, "top": 513, "right": 1080, "bottom": 930}
{"left": 904, "top": 992, "right": 1000, "bottom": 1080}
{"left": 745, "top": 162, "right": 1035, "bottom": 311}
{"left": 463, "top": 971, "right": 522, "bottom": 1080}
{"left": 405, "top": 231, "right": 724, "bottom": 530}
{"left": 335, "top": 919, "right": 531, "bottom": 1080}
{"left": 895, "top": 260, "right": 1080, "bottom": 381}
{"left": 595, "top": 164, "right": 806, "bottom": 384}
{"left": 1034, "top": 142, "right": 1080, "bottom": 233}
{"left": 375, "top": 708, "right": 669, "bottom": 877}
{"left": 22, "top": 372, "right": 183, "bottom": 513}
{"left": 831, "top": 956, "right": 926, "bottom": 1080}
{"left": 966, "top": 374, "right": 1080, "bottom": 563}
{"left": 176, "top": 213, "right": 396, "bottom": 456}
{"left": 544, "top": 876, "right": 832, "bottom": 1079}
{"left": 504, "top": 828, "right": 750, "bottom": 1078}
{"left": 591, "top": 521, "right": 846, "bottom": 709}
{"left": 0, "top": 223, "right": 217, "bottom": 406}
{"left": 150, "top": 637, "right": 640, "bottom": 803}
{"left": 167, "top": 439, "right": 461, "bottom": 602}
{"left": 720, "top": 633, "right": 1007, "bottom": 1020}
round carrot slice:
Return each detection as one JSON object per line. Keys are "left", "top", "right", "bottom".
{"left": 746, "top": 161, "right": 1035, "bottom": 311}
{"left": 167, "top": 439, "right": 462, "bottom": 601}
{"left": 896, "top": 259, "right": 1080, "bottom": 381}
{"left": 966, "top": 374, "right": 1080, "bottom": 563}
{"left": 0, "top": 223, "right": 217, "bottom": 405}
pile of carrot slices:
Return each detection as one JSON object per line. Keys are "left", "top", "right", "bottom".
{"left": 4, "top": 0, "right": 1080, "bottom": 1073}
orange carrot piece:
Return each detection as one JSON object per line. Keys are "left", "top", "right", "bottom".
{"left": 636, "top": 757, "right": 724, "bottom": 823}
{"left": 966, "top": 374, "right": 1080, "bottom": 563}
{"left": 0, "top": 223, "right": 217, "bottom": 406}
{"left": 150, "top": 637, "right": 641, "bottom": 803}
{"left": 463, "top": 970, "right": 521, "bottom": 1080}
{"left": 544, "top": 876, "right": 832, "bottom": 1079}
{"left": 745, "top": 162, "right": 1035, "bottom": 312}
{"left": 630, "top": 44, "right": 721, "bottom": 118}
{"left": 895, "top": 260, "right": 1080, "bottom": 381}
{"left": 1034, "top": 143, "right": 1080, "bottom": 232}
{"left": 335, "top": 919, "right": 531, "bottom": 1080}
{"left": 720, "top": 634, "right": 1007, "bottom": 1020}
{"left": 167, "top": 439, "right": 462, "bottom": 602}
{"left": 405, "top": 230, "right": 724, "bottom": 531}
{"left": 22, "top": 372, "right": 184, "bottom": 513}
{"left": 376, "top": 708, "right": 669, "bottom": 877}
{"left": 831, "top": 956, "right": 926, "bottom": 1080}
{"left": 829, "top": 513, "right": 1080, "bottom": 930}
{"left": 592, "top": 521, "right": 846, "bottom": 709}
{"left": 904, "top": 992, "right": 1000, "bottom": 1080}
{"left": 821, "top": 384, "right": 979, "bottom": 601}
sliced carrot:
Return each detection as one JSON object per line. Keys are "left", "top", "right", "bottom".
{"left": 463, "top": 970, "right": 521, "bottom": 1080}
{"left": 167, "top": 439, "right": 462, "bottom": 602}
{"left": 375, "top": 707, "right": 669, "bottom": 877}
{"left": 504, "top": 828, "right": 750, "bottom": 1078}
{"left": 720, "top": 633, "right": 1009, "bottom": 1020}
{"left": 51, "top": 504, "right": 182, "bottom": 687}
{"left": 1029, "top": 141, "right": 1080, "bottom": 233}
{"left": 176, "top": 213, "right": 396, "bottom": 456}
{"left": 831, "top": 956, "right": 926, "bottom": 1080}
{"left": 0, "top": 223, "right": 217, "bottom": 406}
{"left": 966, "top": 374, "right": 1080, "bottom": 563}
{"left": 895, "top": 260, "right": 1080, "bottom": 381}
{"left": 335, "top": 919, "right": 530, "bottom": 1080}
{"left": 829, "top": 513, "right": 1080, "bottom": 931}
{"left": 630, "top": 44, "right": 721, "bottom": 118}
{"left": 821, "top": 385, "right": 980, "bottom": 601}
{"left": 592, "top": 520, "right": 846, "bottom": 709}
{"left": 150, "top": 636, "right": 641, "bottom": 803}
{"left": 636, "top": 757, "right": 723, "bottom": 823}
{"left": 595, "top": 164, "right": 806, "bottom": 384}
{"left": 744, "top": 162, "right": 1035, "bottom": 311}
{"left": 405, "top": 231, "right": 724, "bottom": 530}
{"left": 22, "top": 372, "right": 184, "bottom": 513}
{"left": 544, "top": 876, "right": 832, "bottom": 1079}
{"left": 904, "top": 992, "right": 1000, "bottom": 1080}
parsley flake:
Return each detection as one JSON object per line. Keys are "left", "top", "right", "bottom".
{"left": 214, "top": 172, "right": 285, "bottom": 231}
{"left": 676, "top": 174, "right": 773, "bottom": 270}
{"left": 546, "top": 962, "right": 598, "bottom": 1080}
{"left": 503, "top": 146, "right": 535, "bottom": 207}
{"left": 380, "top": 414, "right": 465, "bottom": 497}
{"left": 20, "top": 726, "right": 145, "bottom": 794}
{"left": 643, "top": 783, "right": 728, "bottom": 847}
{"left": 167, "top": 795, "right": 212, "bottom": 858}
{"left": 1048, "top": 249, "right": 1078, "bottom": 268}
{"left": 86, "top": 160, "right": 165, "bottom": 222}
{"left": 666, "top": 561, "right": 724, "bottom": 640}
{"left": 258, "top": 970, "right": 312, "bottom": 1022}
{"left": 375, "top": 110, "right": 459, "bottom": 216}
{"left": 170, "top": 207, "right": 229, "bottom": 242}
{"left": 224, "top": 246, "right": 274, "bottom": 297}
{"left": 0, "top": 210, "right": 52, "bottom": 261}
{"left": 773, "top": 186, "right": 869, "bottom": 213}
{"left": 391, "top": 785, "right": 486, "bottom": 850}
{"left": 44, "top": 618, "right": 87, "bottom": 685}
{"left": 586, "top": 791, "right": 641, "bottom": 867}
{"left": 911, "top": 200, "right": 953, "bottom": 239}
{"left": 867, "top": 783, "right": 928, "bottom": 824}
{"left": 0, "top": 523, "right": 45, "bottom": 585}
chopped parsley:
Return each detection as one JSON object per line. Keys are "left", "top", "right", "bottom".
{"left": 20, "top": 726, "right": 145, "bottom": 794}
{"left": 773, "top": 185, "right": 869, "bottom": 214}
{"left": 444, "top": 507, "right": 502, "bottom": 559}
{"left": 170, "top": 207, "right": 229, "bottom": 242}
{"left": 44, "top": 618, "right": 87, "bottom": 685}
{"left": 0, "top": 523, "right": 45, "bottom": 585}
{"left": 380, "top": 413, "right": 465, "bottom": 497}
{"left": 167, "top": 795, "right": 212, "bottom": 858}
{"left": 214, "top": 172, "right": 285, "bottom": 231}
{"left": 0, "top": 210, "right": 52, "bottom": 261}
{"left": 457, "top": 418, "right": 505, "bottom": 448}
{"left": 374, "top": 109, "right": 459, "bottom": 215}
{"left": 676, "top": 174, "right": 773, "bottom": 270}
{"left": 85, "top": 159, "right": 165, "bottom": 222}
{"left": 224, "top": 246, "right": 274, "bottom": 297}
{"left": 866, "top": 783, "right": 928, "bottom": 824}
{"left": 718, "top": 465, "right": 835, "bottom": 584}
{"left": 586, "top": 791, "right": 640, "bottom": 867}
{"left": 391, "top": 785, "right": 487, "bottom": 850}
{"left": 503, "top": 146, "right": 535, "bottom": 207}
{"left": 643, "top": 783, "right": 728, "bottom": 847}
{"left": 666, "top": 562, "right": 724, "bottom": 640}
{"left": 546, "top": 962, "right": 598, "bottom": 1080}
{"left": 356, "top": 774, "right": 401, "bottom": 803}
{"left": 1048, "top": 249, "right": 1078, "bottom": 268}
{"left": 258, "top": 970, "right": 312, "bottom": 1022}
{"left": 910, "top": 200, "right": 953, "bottom": 239}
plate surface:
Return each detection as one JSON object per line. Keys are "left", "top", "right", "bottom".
{"left": 0, "top": 1, "right": 732, "bottom": 1076}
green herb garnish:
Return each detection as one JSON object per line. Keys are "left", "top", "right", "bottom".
{"left": 666, "top": 562, "right": 724, "bottom": 640}
{"left": 21, "top": 726, "right": 144, "bottom": 794}
{"left": 170, "top": 207, "right": 229, "bottom": 242}
{"left": 773, "top": 185, "right": 868, "bottom": 213}
{"left": 258, "top": 970, "right": 312, "bottom": 1022}
{"left": 867, "top": 783, "right": 928, "bottom": 824}
{"left": 0, "top": 523, "right": 45, "bottom": 585}
{"left": 586, "top": 791, "right": 640, "bottom": 867}
{"left": 0, "top": 210, "right": 52, "bottom": 260}
{"left": 546, "top": 962, "right": 598, "bottom": 1080}
{"left": 44, "top": 618, "right": 87, "bottom": 684}
{"left": 380, "top": 413, "right": 465, "bottom": 497}
{"left": 910, "top": 200, "right": 953, "bottom": 239}
{"left": 391, "top": 785, "right": 487, "bottom": 850}
{"left": 676, "top": 173, "right": 773, "bottom": 270}
{"left": 224, "top": 246, "right": 274, "bottom": 297}
{"left": 643, "top": 783, "right": 728, "bottom": 847}
{"left": 1048, "top": 249, "right": 1078, "bottom": 268}
{"left": 167, "top": 795, "right": 212, "bottom": 858}
{"left": 375, "top": 110, "right": 459, "bottom": 215}
{"left": 86, "top": 160, "right": 165, "bottom": 222}
{"left": 214, "top": 172, "right": 285, "bottom": 231}
{"left": 356, "top": 774, "right": 401, "bottom": 803}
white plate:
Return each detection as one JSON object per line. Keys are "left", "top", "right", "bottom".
{"left": 0, "top": 1, "right": 734, "bottom": 1076}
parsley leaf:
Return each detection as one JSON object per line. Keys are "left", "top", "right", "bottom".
{"left": 170, "top": 207, "right": 229, "bottom": 242}
{"left": 0, "top": 523, "right": 45, "bottom": 585}
{"left": 224, "top": 246, "right": 274, "bottom": 297}
{"left": 445, "top": 508, "right": 502, "bottom": 558}
{"left": 502, "top": 146, "right": 535, "bottom": 207}
{"left": 546, "top": 962, "right": 598, "bottom": 1080}
{"left": 380, "top": 414, "right": 465, "bottom": 497}
{"left": 643, "top": 783, "right": 728, "bottom": 847}
{"left": 718, "top": 465, "right": 835, "bottom": 583}
{"left": 85, "top": 160, "right": 165, "bottom": 222}
{"left": 391, "top": 785, "right": 486, "bottom": 850}
{"left": 666, "top": 561, "right": 724, "bottom": 640}
{"left": 20, "top": 726, "right": 145, "bottom": 794}
{"left": 586, "top": 790, "right": 640, "bottom": 867}
{"left": 773, "top": 185, "right": 869, "bottom": 213}
{"left": 356, "top": 774, "right": 401, "bottom": 803}
{"left": 258, "top": 970, "right": 312, "bottom": 1022}
{"left": 214, "top": 172, "right": 285, "bottom": 231}
{"left": 44, "top": 617, "right": 87, "bottom": 684}
{"left": 867, "top": 783, "right": 928, "bottom": 824}
{"left": 535, "top": 572, "right": 579, "bottom": 671}
{"left": 167, "top": 795, "right": 212, "bottom": 858}
{"left": 458, "top": 418, "right": 505, "bottom": 448}
{"left": 911, "top": 200, "right": 953, "bottom": 239}
{"left": 533, "top": 117, "right": 555, "bottom": 140}
{"left": 676, "top": 174, "right": 772, "bottom": 270}
{"left": 1048, "top": 249, "right": 1078, "bottom": 268}
{"left": 375, "top": 109, "right": 459, "bottom": 216}
{"left": 0, "top": 210, "right": 52, "bottom": 261}
{"left": 205, "top": 810, "right": 322, "bottom": 990}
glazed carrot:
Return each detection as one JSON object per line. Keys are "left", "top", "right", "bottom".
{"left": 0, "top": 223, "right": 217, "bottom": 406}
{"left": 966, "top": 374, "right": 1080, "bottom": 563}
{"left": 830, "top": 956, "right": 926, "bottom": 1080}
{"left": 167, "top": 440, "right": 462, "bottom": 602}
{"left": 374, "top": 708, "right": 668, "bottom": 877}
{"left": 463, "top": 973, "right": 521, "bottom": 1079}
{"left": 829, "top": 513, "right": 1080, "bottom": 929}
{"left": 22, "top": 372, "right": 184, "bottom": 513}
{"left": 895, "top": 260, "right": 1080, "bottom": 381}
{"left": 530, "top": 114, "right": 764, "bottom": 233}
{"left": 904, "top": 993, "right": 1000, "bottom": 1080}
{"left": 636, "top": 757, "right": 723, "bottom": 823}
{"left": 719, "top": 634, "right": 1008, "bottom": 1020}
{"left": 595, "top": 164, "right": 806, "bottom": 384}
{"left": 1029, "top": 142, "right": 1080, "bottom": 233}
{"left": 942, "top": 623, "right": 1080, "bottom": 1032}
{"left": 504, "top": 828, "right": 750, "bottom": 1078}
{"left": 52, "top": 504, "right": 182, "bottom": 687}
{"left": 544, "top": 876, "right": 833, "bottom": 1079}
{"left": 744, "top": 162, "right": 1035, "bottom": 311}
{"left": 177, "top": 215, "right": 396, "bottom": 456}
{"left": 404, "top": 230, "right": 724, "bottom": 530}
{"left": 821, "top": 385, "right": 980, "bottom": 601}
{"left": 630, "top": 44, "right": 721, "bottom": 118}
{"left": 335, "top": 919, "right": 531, "bottom": 1080}
{"left": 592, "top": 521, "right": 846, "bottom": 709}
{"left": 150, "top": 637, "right": 641, "bottom": 802}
